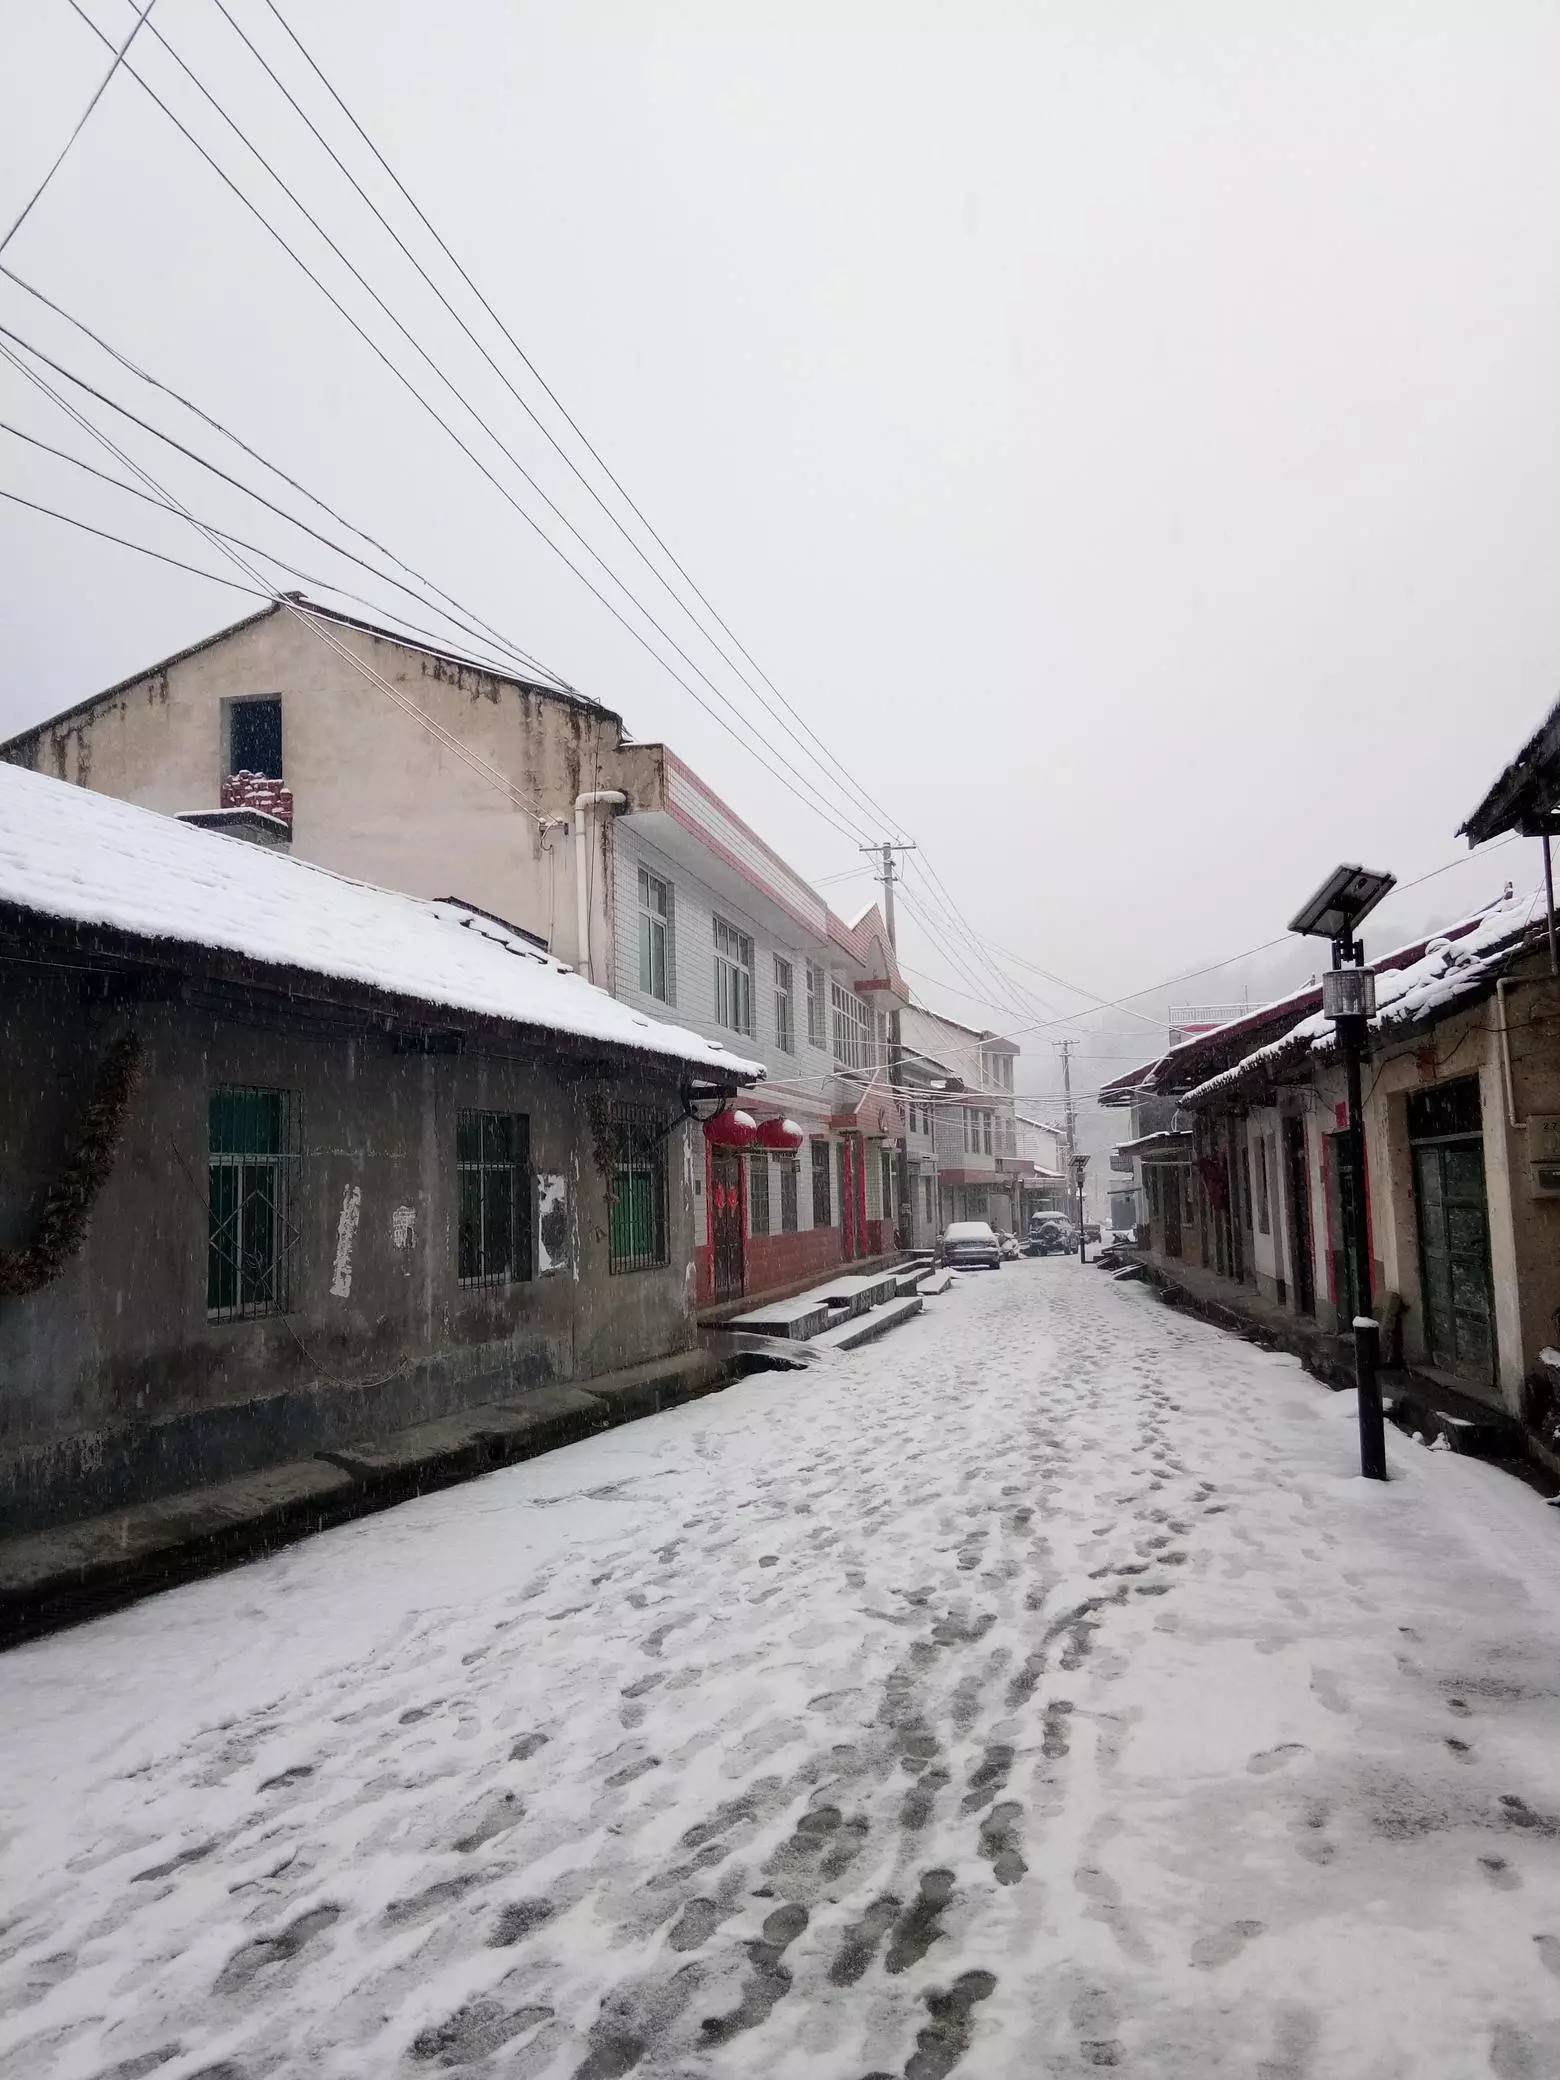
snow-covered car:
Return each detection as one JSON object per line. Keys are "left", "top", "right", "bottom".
{"left": 939, "top": 1220, "right": 1002, "bottom": 1270}
{"left": 1025, "top": 1215, "right": 1073, "bottom": 1257}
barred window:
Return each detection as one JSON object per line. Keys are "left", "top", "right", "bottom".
{"left": 458, "top": 1110, "right": 532, "bottom": 1285}
{"left": 207, "top": 1086, "right": 299, "bottom": 1319}
{"left": 609, "top": 1104, "right": 669, "bottom": 1274}
{"left": 811, "top": 1139, "right": 833, "bottom": 1227}
{"left": 713, "top": 916, "right": 754, "bottom": 1035}
{"left": 779, "top": 1155, "right": 799, "bottom": 1234}
{"left": 748, "top": 1151, "right": 771, "bottom": 1236}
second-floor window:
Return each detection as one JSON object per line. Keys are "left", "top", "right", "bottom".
{"left": 831, "top": 982, "right": 874, "bottom": 1070}
{"left": 983, "top": 1110, "right": 994, "bottom": 1156}
{"left": 806, "top": 962, "right": 826, "bottom": 1048}
{"left": 637, "top": 868, "right": 672, "bottom": 1002}
{"left": 987, "top": 1052, "right": 1014, "bottom": 1091}
{"left": 713, "top": 916, "right": 754, "bottom": 1035}
{"left": 774, "top": 956, "right": 794, "bottom": 1054}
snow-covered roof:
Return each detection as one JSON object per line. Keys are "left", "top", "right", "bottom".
{"left": 0, "top": 766, "right": 763, "bottom": 1084}
{"left": 1181, "top": 889, "right": 1542, "bottom": 1111}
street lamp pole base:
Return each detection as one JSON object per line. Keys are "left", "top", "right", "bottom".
{"left": 1354, "top": 1317, "right": 1387, "bottom": 1481}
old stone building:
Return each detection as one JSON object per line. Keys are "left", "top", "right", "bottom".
{"left": 0, "top": 765, "right": 759, "bottom": 1532}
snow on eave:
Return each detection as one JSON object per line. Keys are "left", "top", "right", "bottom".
{"left": 0, "top": 766, "right": 763, "bottom": 1085}
{"left": 1179, "top": 893, "right": 1544, "bottom": 1113}
{"left": 1152, "top": 897, "right": 1515, "bottom": 1099}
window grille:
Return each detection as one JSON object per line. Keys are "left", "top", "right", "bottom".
{"left": 458, "top": 1110, "right": 532, "bottom": 1285}
{"left": 779, "top": 1155, "right": 799, "bottom": 1234}
{"left": 207, "top": 1086, "right": 300, "bottom": 1319}
{"left": 609, "top": 1102, "right": 669, "bottom": 1274}
{"left": 811, "top": 1139, "right": 833, "bottom": 1227}
{"left": 748, "top": 1150, "right": 771, "bottom": 1236}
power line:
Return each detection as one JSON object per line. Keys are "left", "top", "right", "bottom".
{"left": 1, "top": 0, "right": 158, "bottom": 256}
{"left": 0, "top": 484, "right": 263, "bottom": 595}
{"left": 0, "top": 288, "right": 568, "bottom": 688}
{"left": 212, "top": 0, "right": 906, "bottom": 850}
{"left": 0, "top": 419, "right": 559, "bottom": 671}
{"left": 254, "top": 0, "right": 917, "bottom": 855}
{"left": 1, "top": 332, "right": 554, "bottom": 825}
{"left": 73, "top": 0, "right": 875, "bottom": 857}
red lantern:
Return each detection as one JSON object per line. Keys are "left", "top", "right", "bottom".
{"left": 705, "top": 1109, "right": 758, "bottom": 1149}
{"left": 755, "top": 1116, "right": 805, "bottom": 1151}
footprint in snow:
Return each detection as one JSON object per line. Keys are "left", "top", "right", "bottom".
{"left": 1190, "top": 1919, "right": 1264, "bottom": 1969}
{"left": 1247, "top": 1743, "right": 1307, "bottom": 1775}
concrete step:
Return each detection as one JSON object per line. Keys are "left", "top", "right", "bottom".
{"left": 918, "top": 1270, "right": 955, "bottom": 1296}
{"left": 724, "top": 1297, "right": 831, "bottom": 1341}
{"left": 894, "top": 1267, "right": 929, "bottom": 1297}
{"left": 812, "top": 1293, "right": 924, "bottom": 1352}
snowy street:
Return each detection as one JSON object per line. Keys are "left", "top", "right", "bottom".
{"left": 6, "top": 1265, "right": 1560, "bottom": 2080}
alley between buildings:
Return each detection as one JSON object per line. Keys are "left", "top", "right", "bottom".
{"left": 5, "top": 1265, "right": 1560, "bottom": 2080}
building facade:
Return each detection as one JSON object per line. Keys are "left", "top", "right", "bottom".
{"left": 1, "top": 602, "right": 908, "bottom": 1314}
{"left": 0, "top": 767, "right": 759, "bottom": 1532}
{"left": 899, "top": 1005, "right": 1022, "bottom": 1236}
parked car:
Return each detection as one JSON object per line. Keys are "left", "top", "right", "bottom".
{"left": 997, "top": 1231, "right": 1021, "bottom": 1260}
{"left": 1025, "top": 1214, "right": 1073, "bottom": 1257}
{"left": 939, "top": 1219, "right": 1003, "bottom": 1270}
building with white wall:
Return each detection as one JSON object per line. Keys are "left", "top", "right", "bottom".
{"left": 1, "top": 599, "right": 907, "bottom": 1312}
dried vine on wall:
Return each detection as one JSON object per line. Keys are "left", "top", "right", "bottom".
{"left": 0, "top": 1027, "right": 144, "bottom": 1300}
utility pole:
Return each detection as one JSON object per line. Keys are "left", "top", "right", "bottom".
{"left": 1056, "top": 1037, "right": 1086, "bottom": 1260}
{"left": 863, "top": 839, "right": 917, "bottom": 1246}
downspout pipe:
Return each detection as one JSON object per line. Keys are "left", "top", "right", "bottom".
{"left": 573, "top": 790, "right": 627, "bottom": 987}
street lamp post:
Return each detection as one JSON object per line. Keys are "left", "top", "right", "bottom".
{"left": 1072, "top": 1153, "right": 1089, "bottom": 1264}
{"left": 1288, "top": 865, "right": 1396, "bottom": 1483}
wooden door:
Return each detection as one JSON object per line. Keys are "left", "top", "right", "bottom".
{"left": 838, "top": 1138, "right": 860, "bottom": 1258}
{"left": 1162, "top": 1166, "right": 1182, "bottom": 1258}
{"left": 710, "top": 1147, "right": 745, "bottom": 1300}
{"left": 1412, "top": 1138, "right": 1495, "bottom": 1384}
{"left": 1284, "top": 1116, "right": 1314, "bottom": 1316}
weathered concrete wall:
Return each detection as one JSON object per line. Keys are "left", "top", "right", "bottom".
{"left": 0, "top": 970, "right": 695, "bottom": 1531}
{"left": 1363, "top": 967, "right": 1560, "bottom": 1414}
{"left": 3, "top": 611, "right": 667, "bottom": 969}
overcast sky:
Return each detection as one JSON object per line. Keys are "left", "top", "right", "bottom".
{"left": 4, "top": 0, "right": 1559, "bottom": 1124}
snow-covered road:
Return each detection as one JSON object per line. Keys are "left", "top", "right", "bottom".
{"left": 6, "top": 1265, "right": 1560, "bottom": 2079}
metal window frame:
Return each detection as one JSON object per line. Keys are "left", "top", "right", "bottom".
{"left": 748, "top": 1148, "right": 772, "bottom": 1237}
{"left": 457, "top": 1107, "right": 533, "bottom": 1287}
{"left": 805, "top": 961, "right": 826, "bottom": 1049}
{"left": 779, "top": 1153, "right": 799, "bottom": 1234}
{"left": 713, "top": 914, "right": 755, "bottom": 1036}
{"left": 810, "top": 1138, "right": 833, "bottom": 1227}
{"left": 608, "top": 1101, "right": 670, "bottom": 1274}
{"left": 773, "top": 954, "right": 795, "bottom": 1054}
{"left": 637, "top": 867, "right": 672, "bottom": 1003}
{"left": 206, "top": 1084, "right": 301, "bottom": 1322}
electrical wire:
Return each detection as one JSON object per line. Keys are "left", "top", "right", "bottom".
{"left": 255, "top": 0, "right": 917, "bottom": 853}
{"left": 0, "top": 297, "right": 566, "bottom": 687}
{"left": 1, "top": 0, "right": 158, "bottom": 256}
{"left": 72, "top": 0, "right": 876, "bottom": 856}
{"left": 0, "top": 484, "right": 263, "bottom": 595}
{"left": 0, "top": 420, "right": 565, "bottom": 670}
{"left": 1, "top": 333, "right": 554, "bottom": 825}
